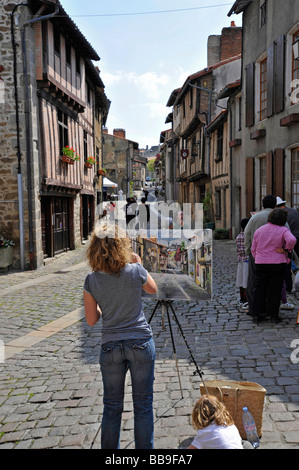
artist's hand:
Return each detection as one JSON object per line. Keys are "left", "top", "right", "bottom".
{"left": 131, "top": 252, "right": 142, "bottom": 264}
{"left": 276, "top": 248, "right": 286, "bottom": 254}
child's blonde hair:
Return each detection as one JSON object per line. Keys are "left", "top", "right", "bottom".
{"left": 87, "top": 223, "right": 132, "bottom": 275}
{"left": 192, "top": 394, "right": 234, "bottom": 430}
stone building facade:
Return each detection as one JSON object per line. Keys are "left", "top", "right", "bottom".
{"left": 102, "top": 128, "right": 139, "bottom": 197}
{"left": 228, "top": 0, "right": 299, "bottom": 223}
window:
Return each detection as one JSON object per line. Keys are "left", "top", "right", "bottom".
{"left": 83, "top": 130, "right": 88, "bottom": 162}
{"left": 66, "top": 42, "right": 71, "bottom": 66}
{"left": 238, "top": 97, "right": 242, "bottom": 131}
{"left": 215, "top": 190, "right": 221, "bottom": 219}
{"left": 189, "top": 88, "right": 193, "bottom": 109}
{"left": 260, "top": 156, "right": 267, "bottom": 200}
{"left": 86, "top": 82, "right": 91, "bottom": 105}
{"left": 54, "top": 27, "right": 60, "bottom": 56}
{"left": 76, "top": 52, "right": 81, "bottom": 75}
{"left": 292, "top": 148, "right": 299, "bottom": 207}
{"left": 260, "top": 0, "right": 267, "bottom": 28}
{"left": 96, "top": 146, "right": 99, "bottom": 169}
{"left": 260, "top": 58, "right": 267, "bottom": 120}
{"left": 292, "top": 31, "right": 299, "bottom": 82}
{"left": 58, "top": 110, "right": 68, "bottom": 151}
{"left": 216, "top": 124, "right": 224, "bottom": 161}
{"left": 191, "top": 136, "right": 197, "bottom": 157}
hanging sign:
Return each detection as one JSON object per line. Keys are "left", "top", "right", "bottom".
{"left": 181, "top": 149, "right": 188, "bottom": 159}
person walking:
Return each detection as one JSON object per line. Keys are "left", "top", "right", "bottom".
{"left": 83, "top": 223, "right": 157, "bottom": 449}
{"left": 236, "top": 218, "right": 249, "bottom": 308}
{"left": 251, "top": 209, "right": 296, "bottom": 323}
{"left": 138, "top": 197, "right": 150, "bottom": 231}
{"left": 244, "top": 195, "right": 276, "bottom": 315}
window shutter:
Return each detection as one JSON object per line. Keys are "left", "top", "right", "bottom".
{"left": 266, "top": 151, "right": 273, "bottom": 194}
{"left": 267, "top": 43, "right": 274, "bottom": 117}
{"left": 274, "top": 35, "right": 285, "bottom": 114}
{"left": 245, "top": 62, "right": 255, "bottom": 127}
{"left": 274, "top": 148, "right": 284, "bottom": 197}
{"left": 246, "top": 157, "right": 255, "bottom": 216}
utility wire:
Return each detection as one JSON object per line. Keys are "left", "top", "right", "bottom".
{"left": 57, "top": 3, "right": 233, "bottom": 18}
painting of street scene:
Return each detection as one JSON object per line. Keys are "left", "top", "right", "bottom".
{"left": 132, "top": 230, "right": 212, "bottom": 301}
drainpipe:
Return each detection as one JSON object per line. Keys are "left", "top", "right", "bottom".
{"left": 11, "top": 3, "right": 26, "bottom": 270}
{"left": 12, "top": 2, "right": 59, "bottom": 269}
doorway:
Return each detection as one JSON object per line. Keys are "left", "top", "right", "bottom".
{"left": 41, "top": 196, "right": 73, "bottom": 257}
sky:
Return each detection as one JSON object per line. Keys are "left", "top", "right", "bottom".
{"left": 59, "top": 1, "right": 242, "bottom": 149}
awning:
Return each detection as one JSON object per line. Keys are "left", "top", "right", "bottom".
{"left": 103, "top": 177, "right": 118, "bottom": 188}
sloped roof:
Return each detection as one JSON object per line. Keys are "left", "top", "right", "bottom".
{"left": 205, "top": 109, "right": 227, "bottom": 132}
{"left": 228, "top": 0, "right": 253, "bottom": 16}
{"left": 174, "top": 54, "right": 241, "bottom": 106}
{"left": 217, "top": 79, "right": 241, "bottom": 99}
{"left": 29, "top": 0, "right": 100, "bottom": 60}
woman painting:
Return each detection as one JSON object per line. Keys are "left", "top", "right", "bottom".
{"left": 83, "top": 223, "right": 157, "bottom": 449}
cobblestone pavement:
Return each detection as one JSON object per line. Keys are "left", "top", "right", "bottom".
{"left": 0, "top": 240, "right": 298, "bottom": 449}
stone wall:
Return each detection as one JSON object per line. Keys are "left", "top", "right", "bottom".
{"left": 0, "top": 3, "right": 28, "bottom": 268}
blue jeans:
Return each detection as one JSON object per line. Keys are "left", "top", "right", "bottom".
{"left": 100, "top": 337, "right": 155, "bottom": 449}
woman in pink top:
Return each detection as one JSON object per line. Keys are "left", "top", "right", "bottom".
{"left": 251, "top": 209, "right": 296, "bottom": 324}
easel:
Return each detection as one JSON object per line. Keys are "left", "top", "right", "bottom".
{"left": 148, "top": 299, "right": 208, "bottom": 398}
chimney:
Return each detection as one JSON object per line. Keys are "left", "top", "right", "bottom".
{"left": 207, "top": 22, "right": 242, "bottom": 66}
{"left": 113, "top": 128, "right": 126, "bottom": 139}
{"left": 220, "top": 23, "right": 242, "bottom": 62}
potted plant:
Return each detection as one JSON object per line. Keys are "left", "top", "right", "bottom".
{"left": 85, "top": 156, "right": 96, "bottom": 168}
{"left": 0, "top": 237, "right": 14, "bottom": 268}
{"left": 61, "top": 146, "right": 80, "bottom": 164}
{"left": 98, "top": 168, "right": 106, "bottom": 176}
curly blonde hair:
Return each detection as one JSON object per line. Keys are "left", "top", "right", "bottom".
{"left": 87, "top": 223, "right": 132, "bottom": 275}
{"left": 192, "top": 395, "right": 234, "bottom": 430}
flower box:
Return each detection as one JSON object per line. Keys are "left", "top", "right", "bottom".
{"left": 61, "top": 155, "right": 74, "bottom": 165}
{"left": 0, "top": 246, "right": 13, "bottom": 268}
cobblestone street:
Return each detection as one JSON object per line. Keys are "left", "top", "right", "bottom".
{"left": 0, "top": 240, "right": 298, "bottom": 449}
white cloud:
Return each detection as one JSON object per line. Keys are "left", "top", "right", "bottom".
{"left": 102, "top": 69, "right": 171, "bottom": 100}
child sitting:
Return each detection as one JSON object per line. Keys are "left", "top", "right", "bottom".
{"left": 188, "top": 395, "right": 243, "bottom": 449}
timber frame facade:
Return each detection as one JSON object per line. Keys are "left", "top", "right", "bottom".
{"left": 0, "top": 0, "right": 109, "bottom": 269}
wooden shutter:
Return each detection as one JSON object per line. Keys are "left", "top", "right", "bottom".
{"left": 266, "top": 151, "right": 273, "bottom": 194}
{"left": 246, "top": 157, "right": 255, "bottom": 216}
{"left": 267, "top": 43, "right": 274, "bottom": 117}
{"left": 246, "top": 62, "right": 255, "bottom": 127}
{"left": 274, "top": 35, "right": 285, "bottom": 114}
{"left": 274, "top": 148, "right": 284, "bottom": 197}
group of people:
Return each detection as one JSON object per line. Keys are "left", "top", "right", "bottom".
{"left": 83, "top": 223, "right": 246, "bottom": 449}
{"left": 125, "top": 196, "right": 150, "bottom": 230}
{"left": 236, "top": 194, "right": 299, "bottom": 324}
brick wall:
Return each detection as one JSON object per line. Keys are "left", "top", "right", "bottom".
{"left": 220, "top": 23, "right": 242, "bottom": 61}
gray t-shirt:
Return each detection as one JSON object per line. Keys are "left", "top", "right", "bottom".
{"left": 83, "top": 263, "right": 152, "bottom": 344}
